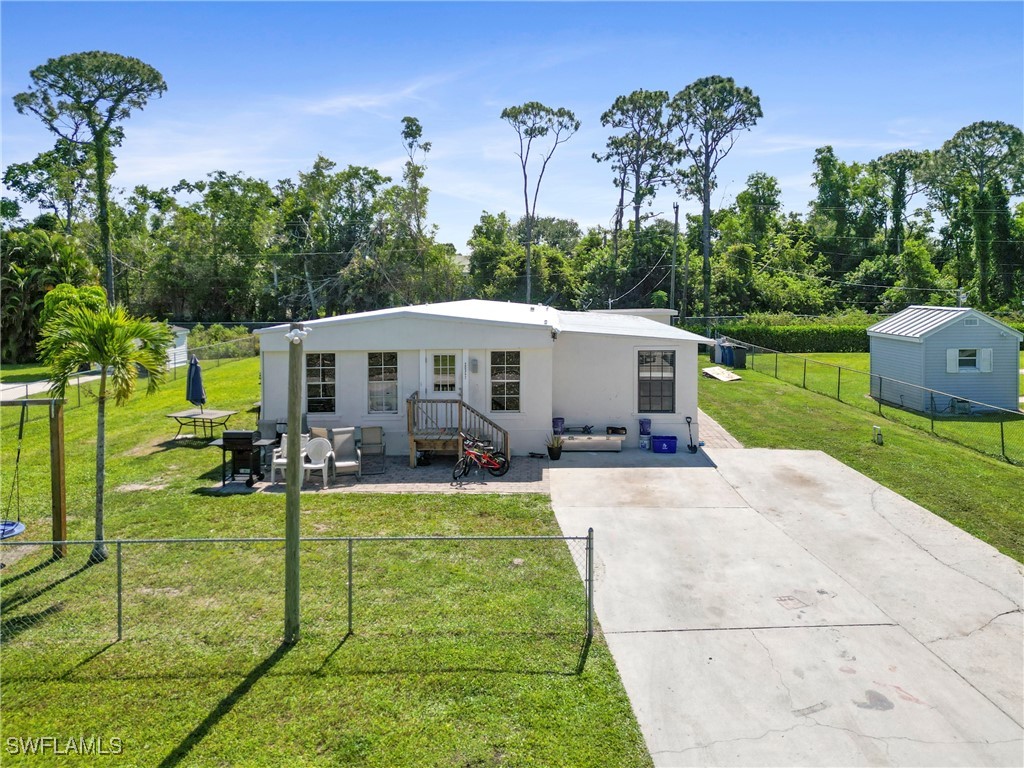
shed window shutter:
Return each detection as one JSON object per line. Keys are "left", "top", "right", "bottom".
{"left": 946, "top": 349, "right": 958, "bottom": 373}
{"left": 980, "top": 348, "right": 993, "bottom": 373}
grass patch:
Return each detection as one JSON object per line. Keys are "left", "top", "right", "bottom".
{"left": 1, "top": 358, "right": 651, "bottom": 767}
{"left": 0, "top": 362, "right": 52, "bottom": 384}
{"left": 741, "top": 350, "right": 1024, "bottom": 465}
{"left": 699, "top": 366, "right": 1023, "bottom": 563}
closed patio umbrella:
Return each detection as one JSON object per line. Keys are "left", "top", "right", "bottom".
{"left": 186, "top": 355, "right": 207, "bottom": 412}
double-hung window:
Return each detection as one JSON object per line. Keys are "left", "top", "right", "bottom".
{"left": 490, "top": 351, "right": 520, "bottom": 412}
{"left": 306, "top": 353, "right": 336, "bottom": 413}
{"left": 638, "top": 350, "right": 675, "bottom": 413}
{"left": 368, "top": 352, "right": 398, "bottom": 413}
{"left": 958, "top": 349, "right": 978, "bottom": 370}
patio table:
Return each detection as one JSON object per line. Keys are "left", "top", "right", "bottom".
{"left": 166, "top": 408, "right": 237, "bottom": 440}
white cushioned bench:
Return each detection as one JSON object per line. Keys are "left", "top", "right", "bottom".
{"left": 561, "top": 434, "right": 625, "bottom": 452}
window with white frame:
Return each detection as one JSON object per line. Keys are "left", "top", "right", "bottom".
{"left": 306, "top": 353, "right": 336, "bottom": 413}
{"left": 490, "top": 351, "right": 520, "bottom": 412}
{"left": 638, "top": 350, "right": 675, "bottom": 413}
{"left": 433, "top": 354, "right": 457, "bottom": 393}
{"left": 368, "top": 352, "right": 398, "bottom": 413}
{"left": 946, "top": 347, "right": 992, "bottom": 373}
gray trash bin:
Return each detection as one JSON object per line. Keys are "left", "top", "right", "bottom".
{"left": 733, "top": 346, "right": 747, "bottom": 369}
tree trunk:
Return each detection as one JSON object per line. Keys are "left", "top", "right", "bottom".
{"left": 702, "top": 168, "right": 712, "bottom": 321}
{"left": 91, "top": 371, "right": 108, "bottom": 562}
{"left": 524, "top": 216, "right": 534, "bottom": 304}
{"left": 94, "top": 132, "right": 114, "bottom": 305}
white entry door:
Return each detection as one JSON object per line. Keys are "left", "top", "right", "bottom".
{"left": 424, "top": 351, "right": 462, "bottom": 399}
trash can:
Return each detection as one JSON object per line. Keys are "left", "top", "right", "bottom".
{"left": 733, "top": 346, "right": 747, "bottom": 369}
{"left": 552, "top": 417, "right": 565, "bottom": 435}
{"left": 722, "top": 343, "right": 735, "bottom": 367}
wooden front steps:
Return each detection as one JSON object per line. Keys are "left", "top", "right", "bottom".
{"left": 406, "top": 393, "right": 509, "bottom": 467}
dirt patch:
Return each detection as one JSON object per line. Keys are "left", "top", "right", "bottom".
{"left": 117, "top": 482, "right": 168, "bottom": 492}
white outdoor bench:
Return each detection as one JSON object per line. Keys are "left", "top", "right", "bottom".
{"left": 561, "top": 434, "right": 625, "bottom": 452}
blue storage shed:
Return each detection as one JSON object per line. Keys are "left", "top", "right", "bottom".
{"left": 867, "top": 306, "right": 1022, "bottom": 413}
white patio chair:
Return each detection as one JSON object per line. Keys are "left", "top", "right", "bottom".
{"left": 270, "top": 433, "right": 309, "bottom": 483}
{"left": 329, "top": 427, "right": 362, "bottom": 480}
{"left": 303, "top": 437, "right": 334, "bottom": 489}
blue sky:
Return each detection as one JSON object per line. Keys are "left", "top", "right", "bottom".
{"left": 3, "top": 1, "right": 1022, "bottom": 250}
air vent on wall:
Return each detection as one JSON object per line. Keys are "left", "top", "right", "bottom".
{"left": 964, "top": 318, "right": 979, "bottom": 326}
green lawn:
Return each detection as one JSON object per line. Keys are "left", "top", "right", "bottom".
{"left": 699, "top": 366, "right": 1024, "bottom": 563}
{"left": 0, "top": 362, "right": 52, "bottom": 384}
{"left": 742, "top": 350, "right": 1024, "bottom": 465}
{"left": 1, "top": 358, "right": 651, "bottom": 767}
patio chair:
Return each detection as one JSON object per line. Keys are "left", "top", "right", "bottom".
{"left": 329, "top": 427, "right": 362, "bottom": 480}
{"left": 359, "top": 426, "right": 386, "bottom": 475}
{"left": 270, "top": 433, "right": 309, "bottom": 484}
{"left": 303, "top": 437, "right": 334, "bottom": 489}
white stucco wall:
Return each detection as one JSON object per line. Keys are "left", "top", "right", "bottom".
{"left": 551, "top": 333, "right": 701, "bottom": 447}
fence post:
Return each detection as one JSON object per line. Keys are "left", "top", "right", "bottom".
{"left": 347, "top": 538, "right": 354, "bottom": 635}
{"left": 1000, "top": 420, "right": 1006, "bottom": 461}
{"left": 877, "top": 377, "right": 882, "bottom": 415}
{"left": 774, "top": 353, "right": 779, "bottom": 379}
{"left": 802, "top": 359, "right": 807, "bottom": 389}
{"left": 836, "top": 367, "right": 841, "bottom": 400}
{"left": 116, "top": 541, "right": 123, "bottom": 642}
{"left": 577, "top": 528, "right": 594, "bottom": 675}
{"left": 930, "top": 394, "right": 935, "bottom": 432}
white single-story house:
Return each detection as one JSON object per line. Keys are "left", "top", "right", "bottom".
{"left": 867, "top": 305, "right": 1023, "bottom": 413}
{"left": 255, "top": 300, "right": 713, "bottom": 460}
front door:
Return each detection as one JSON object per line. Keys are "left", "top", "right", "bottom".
{"left": 424, "top": 351, "right": 462, "bottom": 400}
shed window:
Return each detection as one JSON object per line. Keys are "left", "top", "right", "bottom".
{"left": 946, "top": 348, "right": 992, "bottom": 373}
{"left": 306, "top": 354, "right": 336, "bottom": 413}
{"left": 368, "top": 352, "right": 398, "bottom": 413}
{"left": 490, "top": 351, "right": 520, "bottom": 412}
{"left": 638, "top": 350, "right": 675, "bottom": 413}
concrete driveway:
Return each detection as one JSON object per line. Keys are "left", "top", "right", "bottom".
{"left": 551, "top": 447, "right": 1023, "bottom": 767}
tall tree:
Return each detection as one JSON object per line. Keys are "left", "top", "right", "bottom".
{"left": 734, "top": 172, "right": 782, "bottom": 251}
{"left": 670, "top": 76, "right": 762, "bottom": 319}
{"left": 2, "top": 138, "right": 95, "bottom": 233}
{"left": 500, "top": 102, "right": 580, "bottom": 303}
{"left": 871, "top": 149, "right": 925, "bottom": 256}
{"left": 936, "top": 121, "right": 1024, "bottom": 306}
{"left": 38, "top": 303, "right": 172, "bottom": 562}
{"left": 593, "top": 89, "right": 681, "bottom": 272}
{"left": 14, "top": 51, "right": 167, "bottom": 304}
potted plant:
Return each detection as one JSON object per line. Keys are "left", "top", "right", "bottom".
{"left": 546, "top": 433, "right": 564, "bottom": 460}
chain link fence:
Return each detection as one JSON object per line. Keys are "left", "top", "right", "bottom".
{"left": 1, "top": 533, "right": 594, "bottom": 668}
{"left": 721, "top": 338, "right": 1024, "bottom": 465}
{"left": 0, "top": 336, "right": 258, "bottom": 425}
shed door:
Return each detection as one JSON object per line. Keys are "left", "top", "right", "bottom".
{"left": 424, "top": 351, "right": 461, "bottom": 400}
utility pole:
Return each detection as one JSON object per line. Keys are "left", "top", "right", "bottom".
{"left": 670, "top": 202, "right": 680, "bottom": 317}
{"left": 284, "top": 322, "right": 308, "bottom": 644}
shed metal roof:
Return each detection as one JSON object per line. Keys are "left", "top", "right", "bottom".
{"left": 866, "top": 305, "right": 1023, "bottom": 341}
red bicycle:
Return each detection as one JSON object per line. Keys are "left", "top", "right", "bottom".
{"left": 453, "top": 433, "right": 510, "bottom": 480}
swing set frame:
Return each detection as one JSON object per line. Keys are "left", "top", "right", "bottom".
{"left": 2, "top": 399, "right": 68, "bottom": 559}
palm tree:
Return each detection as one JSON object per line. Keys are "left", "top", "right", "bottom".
{"left": 38, "top": 303, "right": 173, "bottom": 562}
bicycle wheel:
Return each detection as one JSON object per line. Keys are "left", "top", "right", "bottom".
{"left": 487, "top": 451, "right": 510, "bottom": 477}
{"left": 453, "top": 456, "right": 471, "bottom": 481}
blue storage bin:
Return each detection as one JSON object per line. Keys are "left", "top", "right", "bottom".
{"left": 652, "top": 435, "right": 677, "bottom": 454}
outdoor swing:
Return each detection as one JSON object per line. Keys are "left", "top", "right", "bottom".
{"left": 0, "top": 398, "right": 68, "bottom": 559}
{"left": 1, "top": 401, "right": 28, "bottom": 540}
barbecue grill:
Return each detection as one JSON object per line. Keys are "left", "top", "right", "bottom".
{"left": 218, "top": 430, "right": 272, "bottom": 487}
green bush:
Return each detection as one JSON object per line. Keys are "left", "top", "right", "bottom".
{"left": 188, "top": 323, "right": 258, "bottom": 359}
{"left": 694, "top": 323, "right": 871, "bottom": 353}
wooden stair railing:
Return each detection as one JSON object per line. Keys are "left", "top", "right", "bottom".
{"left": 406, "top": 392, "right": 510, "bottom": 467}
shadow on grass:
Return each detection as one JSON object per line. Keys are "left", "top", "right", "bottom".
{"left": 0, "top": 602, "right": 65, "bottom": 643}
{"left": 0, "top": 556, "right": 101, "bottom": 613}
{"left": 0, "top": 553, "right": 60, "bottom": 585}
{"left": 158, "top": 642, "right": 293, "bottom": 768}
